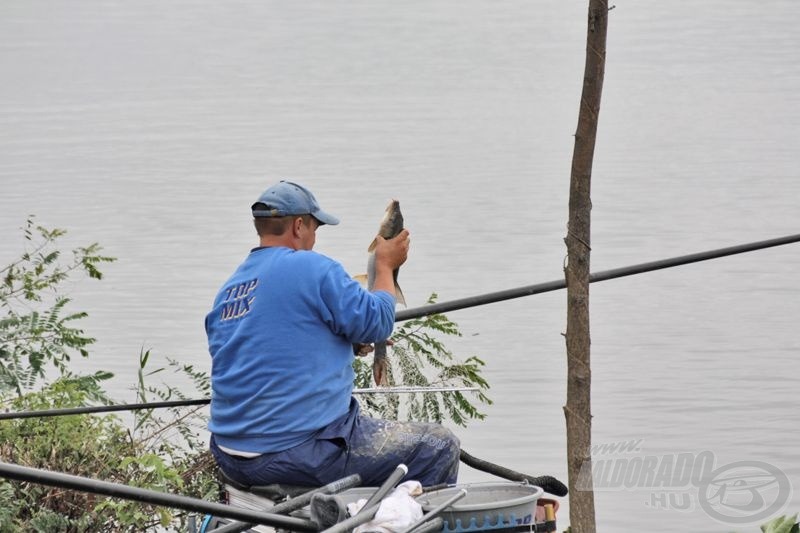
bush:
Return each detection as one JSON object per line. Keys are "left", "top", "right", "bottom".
{"left": 0, "top": 376, "right": 216, "bottom": 531}
{"left": 0, "top": 219, "right": 215, "bottom": 531}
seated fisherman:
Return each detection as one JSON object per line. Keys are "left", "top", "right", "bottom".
{"left": 206, "top": 180, "right": 460, "bottom": 488}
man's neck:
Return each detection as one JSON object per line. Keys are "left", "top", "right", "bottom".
{"left": 260, "top": 234, "right": 298, "bottom": 250}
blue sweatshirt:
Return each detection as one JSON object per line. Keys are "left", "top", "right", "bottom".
{"left": 206, "top": 246, "right": 395, "bottom": 453}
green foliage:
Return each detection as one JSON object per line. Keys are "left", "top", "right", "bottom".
{"left": 0, "top": 480, "right": 21, "bottom": 531}
{"left": 0, "top": 380, "right": 129, "bottom": 531}
{"left": 353, "top": 293, "right": 492, "bottom": 426}
{"left": 0, "top": 217, "right": 115, "bottom": 397}
{"left": 0, "top": 220, "right": 216, "bottom": 532}
{"left": 761, "top": 515, "right": 799, "bottom": 533}
{"left": 94, "top": 453, "right": 184, "bottom": 528}
{"left": 0, "top": 367, "right": 217, "bottom": 531}
{"left": 130, "top": 348, "right": 217, "bottom": 500}
{"left": 87, "top": 348, "right": 218, "bottom": 531}
{"left": 133, "top": 348, "right": 211, "bottom": 447}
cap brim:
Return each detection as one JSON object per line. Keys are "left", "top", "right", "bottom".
{"left": 312, "top": 210, "right": 340, "bottom": 226}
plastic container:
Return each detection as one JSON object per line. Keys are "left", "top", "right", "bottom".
{"left": 416, "top": 482, "right": 544, "bottom": 532}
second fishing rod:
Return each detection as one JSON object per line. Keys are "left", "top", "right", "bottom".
{"left": 4, "top": 232, "right": 797, "bottom": 422}
{"left": 396, "top": 232, "right": 800, "bottom": 321}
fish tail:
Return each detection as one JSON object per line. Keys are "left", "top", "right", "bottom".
{"left": 394, "top": 282, "right": 406, "bottom": 306}
{"left": 372, "top": 342, "right": 389, "bottom": 386}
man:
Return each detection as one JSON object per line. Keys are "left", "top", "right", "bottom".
{"left": 206, "top": 180, "right": 460, "bottom": 488}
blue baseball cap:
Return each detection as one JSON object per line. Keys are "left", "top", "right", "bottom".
{"left": 251, "top": 181, "right": 340, "bottom": 225}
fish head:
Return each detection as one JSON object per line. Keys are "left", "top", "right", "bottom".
{"left": 379, "top": 199, "right": 404, "bottom": 239}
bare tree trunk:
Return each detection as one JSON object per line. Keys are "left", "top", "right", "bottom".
{"left": 564, "top": 1, "right": 608, "bottom": 532}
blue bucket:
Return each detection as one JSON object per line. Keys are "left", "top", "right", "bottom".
{"left": 416, "top": 482, "right": 543, "bottom": 532}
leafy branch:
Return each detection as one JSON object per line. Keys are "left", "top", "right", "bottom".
{"left": 354, "top": 293, "right": 492, "bottom": 426}
{"left": 0, "top": 220, "right": 217, "bottom": 531}
{"left": 0, "top": 217, "right": 115, "bottom": 397}
{"left": 761, "top": 514, "right": 799, "bottom": 533}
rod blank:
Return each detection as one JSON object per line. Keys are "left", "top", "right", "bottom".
{"left": 396, "top": 232, "right": 800, "bottom": 321}
{"left": 0, "top": 462, "right": 317, "bottom": 531}
{"left": 358, "top": 464, "right": 408, "bottom": 513}
{"left": 2, "top": 234, "right": 796, "bottom": 423}
{"left": 0, "top": 387, "right": 477, "bottom": 421}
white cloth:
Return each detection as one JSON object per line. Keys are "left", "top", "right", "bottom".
{"left": 349, "top": 481, "right": 425, "bottom": 533}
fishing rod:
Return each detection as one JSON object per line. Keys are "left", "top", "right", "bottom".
{"left": 396, "top": 232, "right": 800, "bottom": 322}
{"left": 4, "top": 234, "right": 797, "bottom": 422}
{"left": 0, "top": 386, "right": 479, "bottom": 421}
{"left": 0, "top": 461, "right": 318, "bottom": 531}
{"left": 0, "top": 395, "right": 568, "bottom": 496}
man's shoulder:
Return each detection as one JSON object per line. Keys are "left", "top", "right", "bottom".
{"left": 290, "top": 249, "right": 338, "bottom": 267}
{"left": 282, "top": 250, "right": 350, "bottom": 280}
{"left": 247, "top": 247, "right": 336, "bottom": 267}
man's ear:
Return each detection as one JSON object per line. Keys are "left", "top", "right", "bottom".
{"left": 291, "top": 216, "right": 304, "bottom": 238}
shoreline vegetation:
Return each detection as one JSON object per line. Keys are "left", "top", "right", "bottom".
{"left": 0, "top": 219, "right": 491, "bottom": 531}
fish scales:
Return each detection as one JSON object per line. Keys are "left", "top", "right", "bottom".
{"left": 367, "top": 200, "right": 405, "bottom": 385}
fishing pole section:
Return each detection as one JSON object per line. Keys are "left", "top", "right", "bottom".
{"left": 2, "top": 238, "right": 796, "bottom": 452}
{"left": 5, "top": 232, "right": 799, "bottom": 423}
{"left": 0, "top": 386, "right": 568, "bottom": 495}
{"left": 396, "top": 232, "right": 800, "bottom": 321}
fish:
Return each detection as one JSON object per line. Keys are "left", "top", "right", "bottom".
{"left": 367, "top": 200, "right": 405, "bottom": 386}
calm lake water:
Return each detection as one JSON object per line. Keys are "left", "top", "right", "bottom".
{"left": 2, "top": 1, "right": 799, "bottom": 531}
